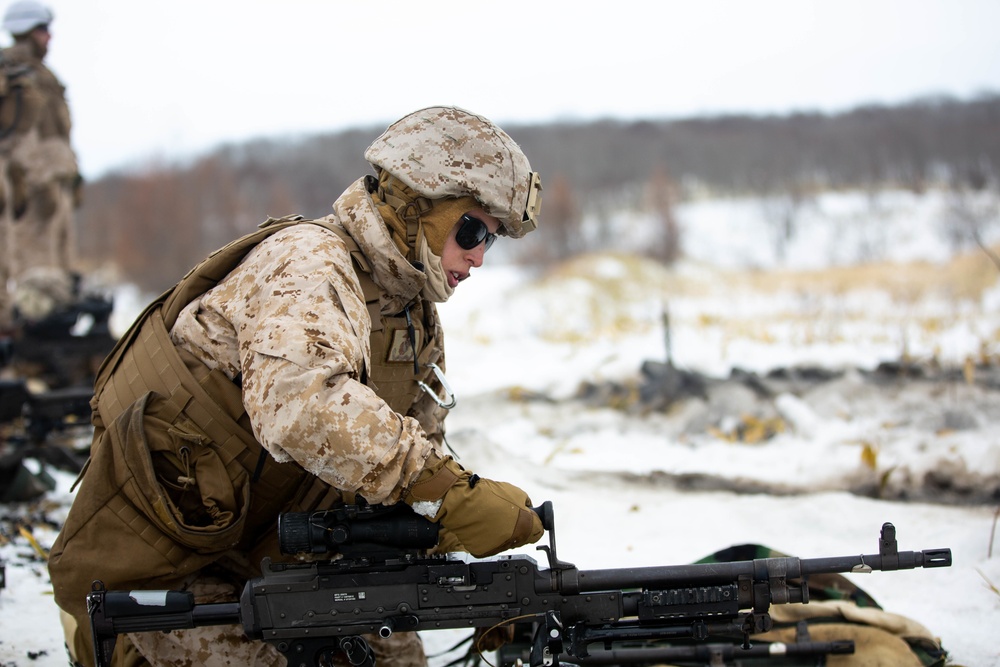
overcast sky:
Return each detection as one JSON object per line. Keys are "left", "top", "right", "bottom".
{"left": 12, "top": 0, "right": 1000, "bottom": 179}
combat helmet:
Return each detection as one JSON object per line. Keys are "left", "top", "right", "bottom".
{"left": 365, "top": 106, "right": 542, "bottom": 238}
{"left": 2, "top": 0, "right": 52, "bottom": 35}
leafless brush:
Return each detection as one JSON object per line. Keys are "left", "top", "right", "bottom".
{"left": 990, "top": 506, "right": 1000, "bottom": 559}
{"left": 976, "top": 568, "right": 999, "bottom": 600}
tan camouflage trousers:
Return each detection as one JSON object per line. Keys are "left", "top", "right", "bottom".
{"left": 3, "top": 177, "right": 75, "bottom": 278}
{"left": 0, "top": 157, "right": 11, "bottom": 330}
{"left": 124, "top": 578, "right": 428, "bottom": 667}
{"left": 0, "top": 132, "right": 78, "bottom": 327}
{"left": 0, "top": 224, "right": 9, "bottom": 330}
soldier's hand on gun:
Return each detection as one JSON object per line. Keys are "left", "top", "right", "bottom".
{"left": 404, "top": 455, "right": 544, "bottom": 557}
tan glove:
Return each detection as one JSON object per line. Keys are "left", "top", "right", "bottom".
{"left": 404, "top": 456, "right": 543, "bottom": 558}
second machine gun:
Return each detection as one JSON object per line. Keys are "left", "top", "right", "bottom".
{"left": 87, "top": 501, "right": 952, "bottom": 667}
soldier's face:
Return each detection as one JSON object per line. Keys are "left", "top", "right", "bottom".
{"left": 30, "top": 26, "right": 50, "bottom": 58}
{"left": 440, "top": 208, "right": 501, "bottom": 289}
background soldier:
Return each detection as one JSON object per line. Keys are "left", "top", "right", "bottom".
{"left": 0, "top": 0, "right": 80, "bottom": 332}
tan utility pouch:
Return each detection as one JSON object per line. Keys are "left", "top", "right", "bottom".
{"left": 120, "top": 391, "right": 250, "bottom": 551}
{"left": 49, "top": 391, "right": 250, "bottom": 624}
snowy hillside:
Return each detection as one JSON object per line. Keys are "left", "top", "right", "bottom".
{"left": 2, "top": 188, "right": 999, "bottom": 667}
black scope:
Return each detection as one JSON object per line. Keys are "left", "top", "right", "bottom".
{"left": 278, "top": 504, "right": 440, "bottom": 555}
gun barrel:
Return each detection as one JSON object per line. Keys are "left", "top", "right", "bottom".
{"left": 799, "top": 548, "right": 952, "bottom": 574}
{"left": 572, "top": 547, "right": 952, "bottom": 593}
{"left": 573, "top": 559, "right": 790, "bottom": 593}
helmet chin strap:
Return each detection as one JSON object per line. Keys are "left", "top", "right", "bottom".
{"left": 402, "top": 206, "right": 426, "bottom": 264}
{"left": 370, "top": 173, "right": 432, "bottom": 262}
{"left": 384, "top": 193, "right": 431, "bottom": 263}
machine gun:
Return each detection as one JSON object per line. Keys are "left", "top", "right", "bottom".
{"left": 0, "top": 285, "right": 109, "bottom": 488}
{"left": 87, "top": 502, "right": 952, "bottom": 667}
{"left": 5, "top": 291, "right": 116, "bottom": 390}
{"left": 0, "top": 379, "right": 92, "bottom": 476}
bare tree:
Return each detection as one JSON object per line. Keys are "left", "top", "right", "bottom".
{"left": 644, "top": 164, "right": 681, "bottom": 263}
{"left": 519, "top": 172, "right": 582, "bottom": 265}
{"left": 940, "top": 185, "right": 1000, "bottom": 269}
{"left": 758, "top": 181, "right": 813, "bottom": 262}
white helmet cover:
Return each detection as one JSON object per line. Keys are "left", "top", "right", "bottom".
{"left": 365, "top": 106, "right": 542, "bottom": 238}
{"left": 2, "top": 0, "right": 52, "bottom": 35}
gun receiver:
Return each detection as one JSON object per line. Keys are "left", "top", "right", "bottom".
{"left": 87, "top": 502, "right": 952, "bottom": 667}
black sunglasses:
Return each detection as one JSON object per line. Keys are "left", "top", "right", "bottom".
{"left": 455, "top": 214, "right": 497, "bottom": 252}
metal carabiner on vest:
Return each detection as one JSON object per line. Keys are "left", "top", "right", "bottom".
{"left": 417, "top": 362, "right": 456, "bottom": 409}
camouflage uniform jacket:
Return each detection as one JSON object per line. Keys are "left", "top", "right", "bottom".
{"left": 170, "top": 176, "right": 447, "bottom": 504}
{"left": 0, "top": 41, "right": 74, "bottom": 144}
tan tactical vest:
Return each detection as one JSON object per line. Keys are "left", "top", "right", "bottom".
{"left": 48, "top": 216, "right": 443, "bottom": 661}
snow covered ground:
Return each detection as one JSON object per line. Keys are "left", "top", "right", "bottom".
{"left": 2, "top": 188, "right": 999, "bottom": 666}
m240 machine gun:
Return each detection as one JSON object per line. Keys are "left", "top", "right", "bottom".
{"left": 0, "top": 380, "right": 92, "bottom": 501}
{"left": 6, "top": 290, "right": 116, "bottom": 390}
{"left": 87, "top": 502, "right": 952, "bottom": 667}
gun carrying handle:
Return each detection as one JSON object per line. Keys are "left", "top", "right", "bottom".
{"left": 532, "top": 501, "right": 554, "bottom": 532}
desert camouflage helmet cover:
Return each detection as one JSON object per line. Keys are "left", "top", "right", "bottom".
{"left": 365, "top": 106, "right": 542, "bottom": 238}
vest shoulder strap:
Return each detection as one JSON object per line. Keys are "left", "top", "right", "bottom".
{"left": 161, "top": 214, "right": 308, "bottom": 326}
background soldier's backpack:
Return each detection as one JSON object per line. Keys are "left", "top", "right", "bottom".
{"left": 0, "top": 49, "right": 35, "bottom": 142}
